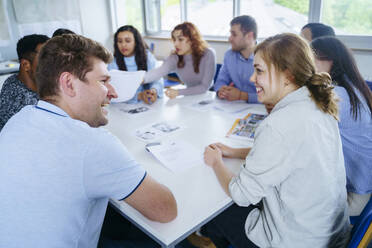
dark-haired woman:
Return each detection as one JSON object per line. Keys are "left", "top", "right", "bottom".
{"left": 311, "top": 36, "right": 372, "bottom": 216}
{"left": 144, "top": 22, "right": 216, "bottom": 99}
{"left": 300, "top": 22, "right": 335, "bottom": 42}
{"left": 202, "top": 33, "right": 349, "bottom": 248}
{"left": 108, "top": 25, "right": 163, "bottom": 104}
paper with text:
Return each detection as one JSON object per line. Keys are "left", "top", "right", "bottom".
{"left": 147, "top": 141, "right": 204, "bottom": 173}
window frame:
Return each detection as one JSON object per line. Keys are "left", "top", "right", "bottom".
{"left": 110, "top": 0, "right": 372, "bottom": 50}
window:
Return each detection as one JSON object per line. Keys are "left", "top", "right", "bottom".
{"left": 143, "top": 0, "right": 310, "bottom": 38}
{"left": 115, "top": 0, "right": 144, "bottom": 32}
{"left": 241, "top": 0, "right": 309, "bottom": 38}
{"left": 321, "top": 0, "right": 372, "bottom": 36}
{"left": 0, "top": 2, "right": 11, "bottom": 46}
{"left": 187, "top": 0, "right": 233, "bottom": 37}
{"left": 133, "top": 0, "right": 372, "bottom": 49}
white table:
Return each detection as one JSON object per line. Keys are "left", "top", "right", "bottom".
{"left": 104, "top": 92, "right": 265, "bottom": 247}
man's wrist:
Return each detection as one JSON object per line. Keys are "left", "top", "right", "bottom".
{"left": 240, "top": 92, "right": 248, "bottom": 101}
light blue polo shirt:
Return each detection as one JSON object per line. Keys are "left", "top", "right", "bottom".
{"left": 0, "top": 100, "right": 146, "bottom": 248}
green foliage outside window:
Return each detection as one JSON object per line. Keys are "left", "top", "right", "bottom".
{"left": 322, "top": 0, "right": 372, "bottom": 35}
{"left": 274, "top": 0, "right": 372, "bottom": 35}
{"left": 274, "top": 0, "right": 309, "bottom": 15}
{"left": 124, "top": 0, "right": 143, "bottom": 32}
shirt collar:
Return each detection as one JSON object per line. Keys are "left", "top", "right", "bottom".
{"left": 238, "top": 52, "right": 254, "bottom": 61}
{"left": 35, "top": 100, "right": 69, "bottom": 117}
{"left": 271, "top": 86, "right": 310, "bottom": 113}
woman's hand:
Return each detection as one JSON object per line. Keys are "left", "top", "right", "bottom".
{"left": 165, "top": 88, "right": 179, "bottom": 99}
{"left": 213, "top": 143, "right": 235, "bottom": 158}
{"left": 139, "top": 89, "right": 157, "bottom": 104}
{"left": 204, "top": 144, "right": 223, "bottom": 169}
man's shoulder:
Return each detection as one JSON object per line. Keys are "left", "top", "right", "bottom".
{"left": 77, "top": 124, "right": 122, "bottom": 151}
{"left": 222, "top": 49, "right": 239, "bottom": 64}
{"left": 1, "top": 74, "right": 37, "bottom": 99}
{"left": 1, "top": 74, "right": 20, "bottom": 92}
{"left": 224, "top": 49, "right": 237, "bottom": 57}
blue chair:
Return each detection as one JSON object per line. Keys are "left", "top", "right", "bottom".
{"left": 209, "top": 63, "right": 222, "bottom": 91}
{"left": 348, "top": 197, "right": 372, "bottom": 248}
{"left": 164, "top": 72, "right": 181, "bottom": 88}
{"left": 366, "top": 80, "right": 372, "bottom": 91}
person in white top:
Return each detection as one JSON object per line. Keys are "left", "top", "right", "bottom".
{"left": 202, "top": 33, "right": 350, "bottom": 248}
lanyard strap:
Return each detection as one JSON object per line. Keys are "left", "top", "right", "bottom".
{"left": 35, "top": 106, "right": 67, "bottom": 117}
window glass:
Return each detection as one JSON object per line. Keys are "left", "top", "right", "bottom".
{"left": 0, "top": 4, "right": 11, "bottom": 45}
{"left": 116, "top": 0, "right": 143, "bottom": 32}
{"left": 144, "top": 0, "right": 160, "bottom": 33}
{"left": 241, "top": 0, "right": 309, "bottom": 38}
{"left": 322, "top": 0, "right": 372, "bottom": 36}
{"left": 187, "top": 0, "right": 233, "bottom": 36}
{"left": 160, "top": 0, "right": 181, "bottom": 31}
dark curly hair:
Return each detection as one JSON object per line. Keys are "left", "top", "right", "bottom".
{"left": 113, "top": 25, "right": 147, "bottom": 71}
{"left": 171, "top": 22, "right": 208, "bottom": 73}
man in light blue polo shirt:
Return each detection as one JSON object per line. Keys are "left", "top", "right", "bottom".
{"left": 214, "top": 15, "right": 258, "bottom": 103}
{"left": 0, "top": 34, "right": 177, "bottom": 248}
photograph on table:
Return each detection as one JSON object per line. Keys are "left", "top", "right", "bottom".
{"left": 226, "top": 113, "right": 267, "bottom": 141}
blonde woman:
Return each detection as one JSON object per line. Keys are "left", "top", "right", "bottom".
{"left": 202, "top": 33, "right": 350, "bottom": 248}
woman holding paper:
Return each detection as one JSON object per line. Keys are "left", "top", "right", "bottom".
{"left": 311, "top": 37, "right": 372, "bottom": 216}
{"left": 202, "top": 33, "right": 350, "bottom": 247}
{"left": 108, "top": 25, "right": 163, "bottom": 104}
{"left": 144, "top": 22, "right": 216, "bottom": 99}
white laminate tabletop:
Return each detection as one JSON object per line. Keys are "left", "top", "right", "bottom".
{"left": 104, "top": 92, "right": 266, "bottom": 247}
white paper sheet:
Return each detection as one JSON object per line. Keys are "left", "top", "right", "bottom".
{"left": 187, "top": 98, "right": 251, "bottom": 113}
{"left": 109, "top": 70, "right": 146, "bottom": 103}
{"left": 147, "top": 141, "right": 204, "bottom": 173}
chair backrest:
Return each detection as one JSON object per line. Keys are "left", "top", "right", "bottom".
{"left": 366, "top": 80, "right": 372, "bottom": 91}
{"left": 348, "top": 197, "right": 372, "bottom": 248}
{"left": 209, "top": 63, "right": 222, "bottom": 91}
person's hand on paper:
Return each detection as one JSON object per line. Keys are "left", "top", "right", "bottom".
{"left": 165, "top": 88, "right": 179, "bottom": 99}
{"left": 139, "top": 89, "right": 157, "bottom": 104}
{"left": 204, "top": 144, "right": 223, "bottom": 168}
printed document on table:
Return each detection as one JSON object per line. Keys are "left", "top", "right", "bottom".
{"left": 226, "top": 113, "right": 267, "bottom": 141}
{"left": 109, "top": 70, "right": 146, "bottom": 102}
{"left": 147, "top": 141, "right": 204, "bottom": 173}
{"left": 135, "top": 121, "right": 182, "bottom": 142}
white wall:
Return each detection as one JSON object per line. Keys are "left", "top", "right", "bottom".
{"left": 79, "top": 0, "right": 113, "bottom": 51}
{"left": 354, "top": 51, "right": 372, "bottom": 81}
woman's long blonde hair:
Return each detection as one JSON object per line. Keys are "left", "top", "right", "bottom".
{"left": 255, "top": 33, "right": 339, "bottom": 120}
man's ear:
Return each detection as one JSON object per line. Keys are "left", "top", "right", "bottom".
{"left": 20, "top": 59, "right": 31, "bottom": 72}
{"left": 245, "top": 31, "right": 254, "bottom": 40}
{"left": 59, "top": 72, "right": 76, "bottom": 97}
